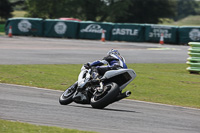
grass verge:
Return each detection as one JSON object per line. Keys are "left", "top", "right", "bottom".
{"left": 12, "top": 10, "right": 27, "bottom": 18}
{"left": 0, "top": 24, "right": 5, "bottom": 32}
{"left": 0, "top": 23, "right": 5, "bottom": 36}
{"left": 161, "top": 15, "right": 200, "bottom": 26}
{"left": 0, "top": 32, "right": 5, "bottom": 36}
{"left": 0, "top": 119, "right": 96, "bottom": 133}
{"left": 0, "top": 64, "right": 199, "bottom": 108}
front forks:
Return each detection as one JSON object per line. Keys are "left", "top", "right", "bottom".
{"left": 98, "top": 82, "right": 104, "bottom": 92}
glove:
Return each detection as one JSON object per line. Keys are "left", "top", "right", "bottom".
{"left": 84, "top": 63, "right": 91, "bottom": 69}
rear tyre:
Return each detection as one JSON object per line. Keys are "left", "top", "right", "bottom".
{"left": 59, "top": 82, "right": 77, "bottom": 105}
{"left": 90, "top": 82, "right": 120, "bottom": 109}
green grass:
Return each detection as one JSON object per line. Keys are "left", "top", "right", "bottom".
{"left": 12, "top": 10, "right": 27, "bottom": 18}
{"left": 126, "top": 64, "right": 200, "bottom": 108}
{"left": 0, "top": 24, "right": 5, "bottom": 32}
{"left": 0, "top": 64, "right": 80, "bottom": 90}
{"left": 0, "top": 119, "right": 96, "bottom": 133}
{"left": 0, "top": 24, "right": 5, "bottom": 35}
{"left": 0, "top": 64, "right": 199, "bottom": 108}
{"left": 0, "top": 32, "right": 5, "bottom": 36}
{"left": 161, "top": 15, "right": 200, "bottom": 26}
{"left": 173, "top": 15, "right": 200, "bottom": 26}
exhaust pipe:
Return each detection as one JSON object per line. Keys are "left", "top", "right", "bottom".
{"left": 125, "top": 91, "right": 131, "bottom": 97}
{"left": 115, "top": 91, "right": 131, "bottom": 102}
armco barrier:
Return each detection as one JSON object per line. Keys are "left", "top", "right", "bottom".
{"left": 145, "top": 24, "right": 178, "bottom": 44}
{"left": 78, "top": 21, "right": 113, "bottom": 40}
{"left": 44, "top": 19, "right": 79, "bottom": 38}
{"left": 5, "top": 18, "right": 43, "bottom": 36}
{"left": 186, "top": 42, "right": 200, "bottom": 74}
{"left": 178, "top": 26, "right": 200, "bottom": 44}
{"left": 110, "top": 23, "right": 145, "bottom": 42}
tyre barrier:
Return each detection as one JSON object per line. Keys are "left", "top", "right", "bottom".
{"left": 186, "top": 42, "right": 200, "bottom": 74}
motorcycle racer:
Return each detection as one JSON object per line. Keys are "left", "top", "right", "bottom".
{"left": 84, "top": 49, "right": 127, "bottom": 76}
{"left": 73, "top": 49, "right": 128, "bottom": 102}
{"left": 60, "top": 49, "right": 136, "bottom": 107}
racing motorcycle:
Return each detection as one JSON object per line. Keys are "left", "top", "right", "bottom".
{"left": 59, "top": 65, "right": 136, "bottom": 109}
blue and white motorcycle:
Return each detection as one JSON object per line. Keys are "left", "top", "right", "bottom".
{"left": 59, "top": 65, "right": 136, "bottom": 109}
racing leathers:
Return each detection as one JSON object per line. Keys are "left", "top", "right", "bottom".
{"left": 73, "top": 51, "right": 127, "bottom": 102}
{"left": 88, "top": 53, "right": 127, "bottom": 76}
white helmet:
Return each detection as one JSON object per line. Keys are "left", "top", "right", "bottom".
{"left": 107, "top": 49, "right": 120, "bottom": 56}
{"left": 107, "top": 49, "right": 126, "bottom": 63}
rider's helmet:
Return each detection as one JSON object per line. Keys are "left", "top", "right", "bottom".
{"left": 107, "top": 49, "right": 126, "bottom": 63}
{"left": 107, "top": 49, "right": 120, "bottom": 56}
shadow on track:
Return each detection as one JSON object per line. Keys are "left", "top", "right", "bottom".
{"left": 69, "top": 104, "right": 140, "bottom": 113}
{"left": 103, "top": 108, "right": 141, "bottom": 113}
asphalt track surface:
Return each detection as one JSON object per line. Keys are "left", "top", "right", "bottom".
{"left": 0, "top": 36, "right": 189, "bottom": 64}
{"left": 0, "top": 83, "right": 200, "bottom": 133}
{"left": 1, "top": 36, "right": 200, "bottom": 133}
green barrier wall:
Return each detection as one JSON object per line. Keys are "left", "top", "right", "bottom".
{"left": 5, "top": 17, "right": 200, "bottom": 45}
{"left": 186, "top": 42, "right": 200, "bottom": 74}
{"left": 5, "top": 18, "right": 43, "bottom": 36}
{"left": 178, "top": 26, "right": 200, "bottom": 44}
{"left": 44, "top": 19, "right": 79, "bottom": 38}
{"left": 110, "top": 23, "right": 145, "bottom": 42}
{"left": 145, "top": 24, "right": 178, "bottom": 44}
{"left": 79, "top": 21, "right": 113, "bottom": 40}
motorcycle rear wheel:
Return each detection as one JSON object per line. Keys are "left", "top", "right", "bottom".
{"left": 59, "top": 82, "right": 77, "bottom": 105}
{"left": 90, "top": 82, "right": 120, "bottom": 109}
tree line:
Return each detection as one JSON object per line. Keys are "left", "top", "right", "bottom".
{"left": 1, "top": 0, "right": 200, "bottom": 24}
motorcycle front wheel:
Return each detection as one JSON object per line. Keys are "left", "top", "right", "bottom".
{"left": 59, "top": 82, "right": 78, "bottom": 105}
{"left": 90, "top": 82, "right": 120, "bottom": 109}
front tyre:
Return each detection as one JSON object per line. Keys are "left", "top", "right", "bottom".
{"left": 91, "top": 82, "right": 120, "bottom": 109}
{"left": 59, "top": 82, "right": 78, "bottom": 105}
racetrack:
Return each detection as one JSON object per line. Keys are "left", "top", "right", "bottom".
{"left": 0, "top": 83, "right": 200, "bottom": 133}
{"left": 0, "top": 36, "right": 189, "bottom": 64}
{"left": 1, "top": 36, "right": 199, "bottom": 133}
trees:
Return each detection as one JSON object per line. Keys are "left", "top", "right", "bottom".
{"left": 25, "top": 0, "right": 107, "bottom": 20}
{"left": 0, "top": 0, "right": 13, "bottom": 20}
{"left": 25, "top": 0, "right": 176, "bottom": 23}
{"left": 25, "top": 0, "right": 68, "bottom": 19}
{"left": 0, "top": 0, "right": 25, "bottom": 20}
{"left": 99, "top": 0, "right": 132, "bottom": 22}
{"left": 174, "top": 0, "right": 200, "bottom": 21}
{"left": 24, "top": 0, "right": 198, "bottom": 24}
{"left": 112, "top": 0, "right": 176, "bottom": 23}
{"left": 4, "top": 0, "right": 200, "bottom": 24}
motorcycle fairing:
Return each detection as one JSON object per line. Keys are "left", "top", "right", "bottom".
{"left": 102, "top": 69, "right": 136, "bottom": 90}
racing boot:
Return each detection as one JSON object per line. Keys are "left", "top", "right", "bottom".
{"left": 90, "top": 67, "right": 101, "bottom": 85}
